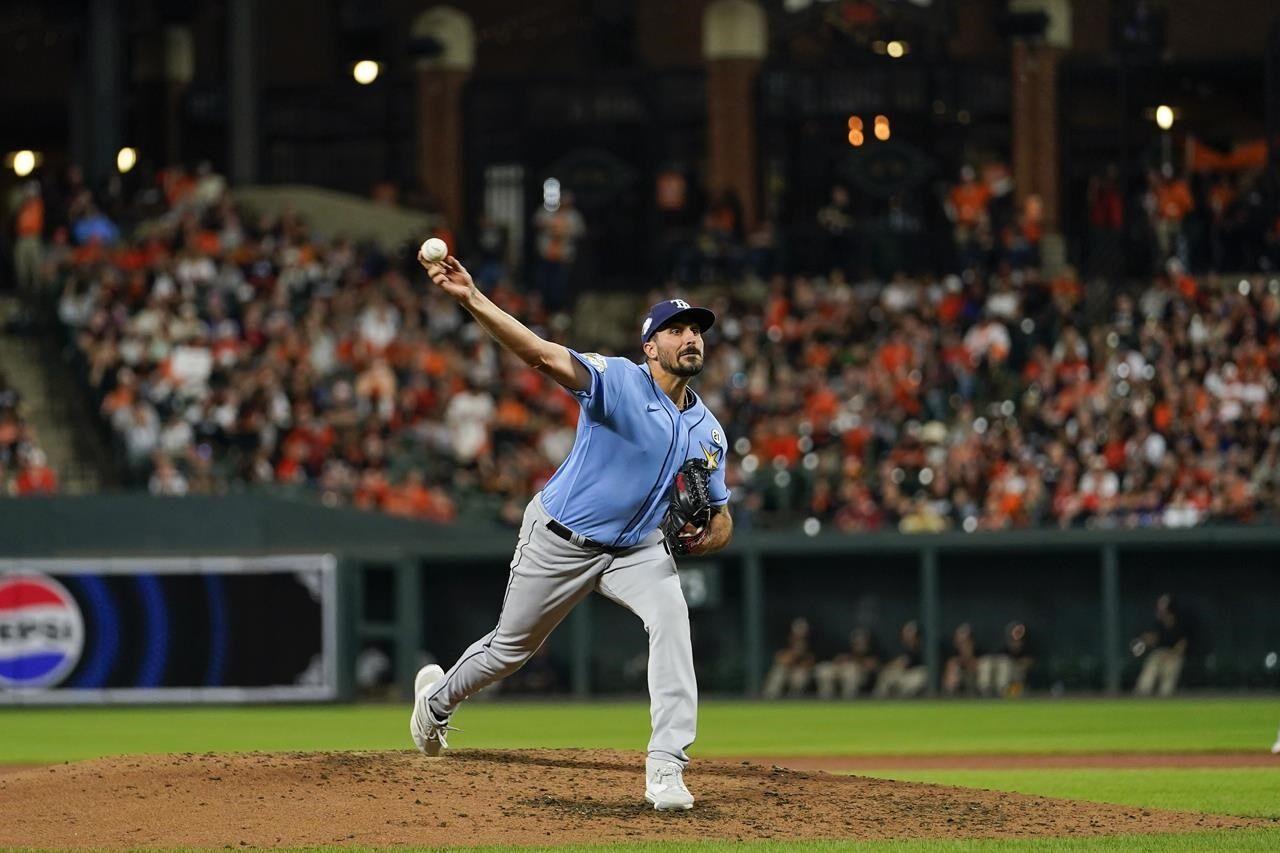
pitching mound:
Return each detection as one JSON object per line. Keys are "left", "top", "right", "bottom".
{"left": 0, "top": 749, "right": 1258, "bottom": 848}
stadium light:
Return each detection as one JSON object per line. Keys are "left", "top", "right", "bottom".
{"left": 887, "top": 40, "right": 906, "bottom": 59}
{"left": 874, "top": 115, "right": 890, "bottom": 141}
{"left": 848, "top": 115, "right": 863, "bottom": 131}
{"left": 1155, "top": 105, "right": 1174, "bottom": 131}
{"left": 353, "top": 60, "right": 380, "bottom": 85}
{"left": 12, "top": 149, "right": 35, "bottom": 177}
{"left": 848, "top": 129, "right": 864, "bottom": 147}
{"left": 117, "top": 147, "right": 137, "bottom": 174}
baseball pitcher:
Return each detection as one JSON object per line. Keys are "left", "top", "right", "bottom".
{"left": 409, "top": 252, "right": 733, "bottom": 811}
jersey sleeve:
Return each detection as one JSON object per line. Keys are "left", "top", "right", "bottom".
{"left": 709, "top": 457, "right": 730, "bottom": 507}
{"left": 566, "top": 350, "right": 629, "bottom": 423}
{"left": 708, "top": 426, "right": 730, "bottom": 507}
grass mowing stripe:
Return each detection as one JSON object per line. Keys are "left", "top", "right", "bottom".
{"left": 1, "top": 698, "right": 1278, "bottom": 763}
{"left": 851, "top": 768, "right": 1280, "bottom": 819}
{"left": 9, "top": 832, "right": 1280, "bottom": 853}
{"left": 335, "top": 829, "right": 1280, "bottom": 851}
{"left": 697, "top": 698, "right": 1279, "bottom": 755}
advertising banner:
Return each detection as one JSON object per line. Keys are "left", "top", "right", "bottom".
{"left": 0, "top": 554, "right": 337, "bottom": 704}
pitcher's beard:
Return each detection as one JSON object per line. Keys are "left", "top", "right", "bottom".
{"left": 663, "top": 351, "right": 704, "bottom": 377}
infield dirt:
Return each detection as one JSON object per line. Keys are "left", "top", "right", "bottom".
{"left": 0, "top": 749, "right": 1261, "bottom": 848}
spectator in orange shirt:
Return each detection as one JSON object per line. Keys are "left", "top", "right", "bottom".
{"left": 1151, "top": 166, "right": 1193, "bottom": 263}
{"left": 877, "top": 328, "right": 913, "bottom": 375}
{"left": 12, "top": 182, "right": 44, "bottom": 295}
{"left": 383, "top": 469, "right": 457, "bottom": 523}
{"left": 947, "top": 165, "right": 991, "bottom": 246}
{"left": 1050, "top": 266, "right": 1084, "bottom": 314}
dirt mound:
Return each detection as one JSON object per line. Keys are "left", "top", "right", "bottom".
{"left": 0, "top": 749, "right": 1258, "bottom": 848}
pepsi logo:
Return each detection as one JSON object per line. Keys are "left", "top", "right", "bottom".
{"left": 0, "top": 574, "right": 84, "bottom": 689}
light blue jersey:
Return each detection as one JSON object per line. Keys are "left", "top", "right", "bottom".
{"left": 539, "top": 350, "right": 730, "bottom": 549}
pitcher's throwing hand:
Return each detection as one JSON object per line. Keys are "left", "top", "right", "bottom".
{"left": 419, "top": 251, "right": 477, "bottom": 303}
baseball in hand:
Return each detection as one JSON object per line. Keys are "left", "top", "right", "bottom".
{"left": 679, "top": 522, "right": 705, "bottom": 539}
{"left": 421, "top": 237, "right": 448, "bottom": 263}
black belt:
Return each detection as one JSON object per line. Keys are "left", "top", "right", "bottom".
{"left": 545, "top": 519, "right": 630, "bottom": 555}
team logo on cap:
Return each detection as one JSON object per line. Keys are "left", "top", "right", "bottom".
{"left": 670, "top": 299, "right": 690, "bottom": 309}
{"left": 0, "top": 574, "right": 84, "bottom": 688}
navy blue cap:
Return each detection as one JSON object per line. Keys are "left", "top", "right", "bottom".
{"left": 641, "top": 299, "right": 716, "bottom": 343}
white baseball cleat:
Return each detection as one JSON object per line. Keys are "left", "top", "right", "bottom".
{"left": 645, "top": 757, "right": 695, "bottom": 811}
{"left": 1271, "top": 740, "right": 1280, "bottom": 755}
{"left": 409, "top": 664, "right": 454, "bottom": 757}
{"left": 414, "top": 663, "right": 444, "bottom": 697}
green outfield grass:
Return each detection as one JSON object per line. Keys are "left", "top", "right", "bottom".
{"left": 855, "top": 768, "right": 1280, "bottom": 819}
{"left": 463, "top": 835, "right": 1280, "bottom": 852}
{"left": 134, "top": 833, "right": 1280, "bottom": 852}
{"left": 1, "top": 697, "right": 1276, "bottom": 764}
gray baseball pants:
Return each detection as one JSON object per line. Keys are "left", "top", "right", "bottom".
{"left": 426, "top": 494, "right": 698, "bottom": 765}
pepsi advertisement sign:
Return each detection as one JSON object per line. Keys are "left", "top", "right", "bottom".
{"left": 0, "top": 555, "right": 336, "bottom": 704}
{"left": 0, "top": 575, "right": 84, "bottom": 688}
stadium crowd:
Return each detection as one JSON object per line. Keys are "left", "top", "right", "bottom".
{"left": 1085, "top": 156, "right": 1280, "bottom": 279}
{"left": 0, "top": 370, "right": 58, "bottom": 496}
{"left": 8, "top": 160, "right": 1280, "bottom": 532}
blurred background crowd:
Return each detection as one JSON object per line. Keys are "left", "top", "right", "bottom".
{"left": 2, "top": 0, "right": 1280, "bottom": 702}
{"left": 6, "top": 158, "right": 1279, "bottom": 536}
{"left": 4, "top": 0, "right": 1279, "bottom": 537}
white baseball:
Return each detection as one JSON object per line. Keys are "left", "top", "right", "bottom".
{"left": 420, "top": 237, "right": 448, "bottom": 262}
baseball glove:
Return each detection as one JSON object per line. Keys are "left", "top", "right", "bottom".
{"left": 661, "top": 458, "right": 713, "bottom": 556}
